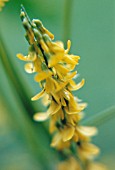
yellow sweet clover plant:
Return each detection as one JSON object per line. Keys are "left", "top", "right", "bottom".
{"left": 17, "top": 6, "right": 106, "bottom": 170}
{"left": 0, "top": 0, "right": 8, "bottom": 11}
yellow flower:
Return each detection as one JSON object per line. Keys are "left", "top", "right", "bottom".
{"left": 77, "top": 142, "right": 100, "bottom": 160}
{"left": 58, "top": 157, "right": 82, "bottom": 170}
{"left": 17, "top": 7, "right": 105, "bottom": 170}
{"left": 87, "top": 162, "right": 107, "bottom": 170}
{"left": 50, "top": 131, "right": 70, "bottom": 150}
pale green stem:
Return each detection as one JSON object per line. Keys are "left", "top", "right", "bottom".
{"left": 63, "top": 0, "right": 73, "bottom": 45}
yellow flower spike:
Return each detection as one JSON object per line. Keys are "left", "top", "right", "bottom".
{"left": 62, "top": 126, "right": 75, "bottom": 142}
{"left": 34, "top": 70, "right": 52, "bottom": 82}
{"left": 65, "top": 40, "right": 71, "bottom": 54}
{"left": 24, "top": 63, "right": 36, "bottom": 73}
{"left": 33, "top": 112, "right": 50, "bottom": 122}
{"left": 18, "top": 8, "right": 105, "bottom": 169}
{"left": 31, "top": 89, "right": 45, "bottom": 101}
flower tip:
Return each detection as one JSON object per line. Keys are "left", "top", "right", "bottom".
{"left": 82, "top": 79, "right": 85, "bottom": 83}
{"left": 16, "top": 53, "right": 21, "bottom": 58}
{"left": 67, "top": 39, "right": 71, "bottom": 46}
{"left": 16, "top": 53, "right": 26, "bottom": 61}
{"left": 31, "top": 97, "right": 34, "bottom": 101}
{"left": 33, "top": 114, "right": 37, "bottom": 121}
{"left": 31, "top": 89, "right": 45, "bottom": 101}
{"left": 65, "top": 40, "right": 71, "bottom": 54}
{"left": 24, "top": 63, "right": 35, "bottom": 73}
{"left": 33, "top": 112, "right": 49, "bottom": 121}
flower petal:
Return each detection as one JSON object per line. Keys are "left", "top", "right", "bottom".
{"left": 55, "top": 81, "right": 68, "bottom": 92}
{"left": 34, "top": 70, "right": 52, "bottom": 82}
{"left": 55, "top": 64, "right": 69, "bottom": 75}
{"left": 62, "top": 126, "right": 75, "bottom": 142}
{"left": 79, "top": 142, "right": 100, "bottom": 157}
{"left": 42, "top": 94, "right": 50, "bottom": 106}
{"left": 24, "top": 63, "right": 35, "bottom": 73}
{"left": 65, "top": 40, "right": 71, "bottom": 54}
{"left": 47, "top": 100, "right": 61, "bottom": 115}
{"left": 87, "top": 162, "right": 107, "bottom": 170}
{"left": 17, "top": 53, "right": 28, "bottom": 61}
{"left": 50, "top": 133, "right": 62, "bottom": 147}
{"left": 77, "top": 126, "right": 98, "bottom": 137}
{"left": 31, "top": 89, "right": 45, "bottom": 101}
{"left": 33, "top": 112, "right": 49, "bottom": 121}
{"left": 55, "top": 41, "right": 64, "bottom": 48}
{"left": 17, "top": 53, "right": 37, "bottom": 61}
{"left": 48, "top": 53, "right": 64, "bottom": 67}
{"left": 63, "top": 55, "right": 77, "bottom": 65}
{"left": 68, "top": 79, "right": 85, "bottom": 91}
{"left": 64, "top": 71, "right": 77, "bottom": 81}
{"left": 45, "top": 77, "right": 60, "bottom": 93}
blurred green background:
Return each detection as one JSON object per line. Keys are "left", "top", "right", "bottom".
{"left": 0, "top": 0, "right": 115, "bottom": 169}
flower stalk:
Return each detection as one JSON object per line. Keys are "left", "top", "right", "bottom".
{"left": 17, "top": 6, "right": 106, "bottom": 170}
